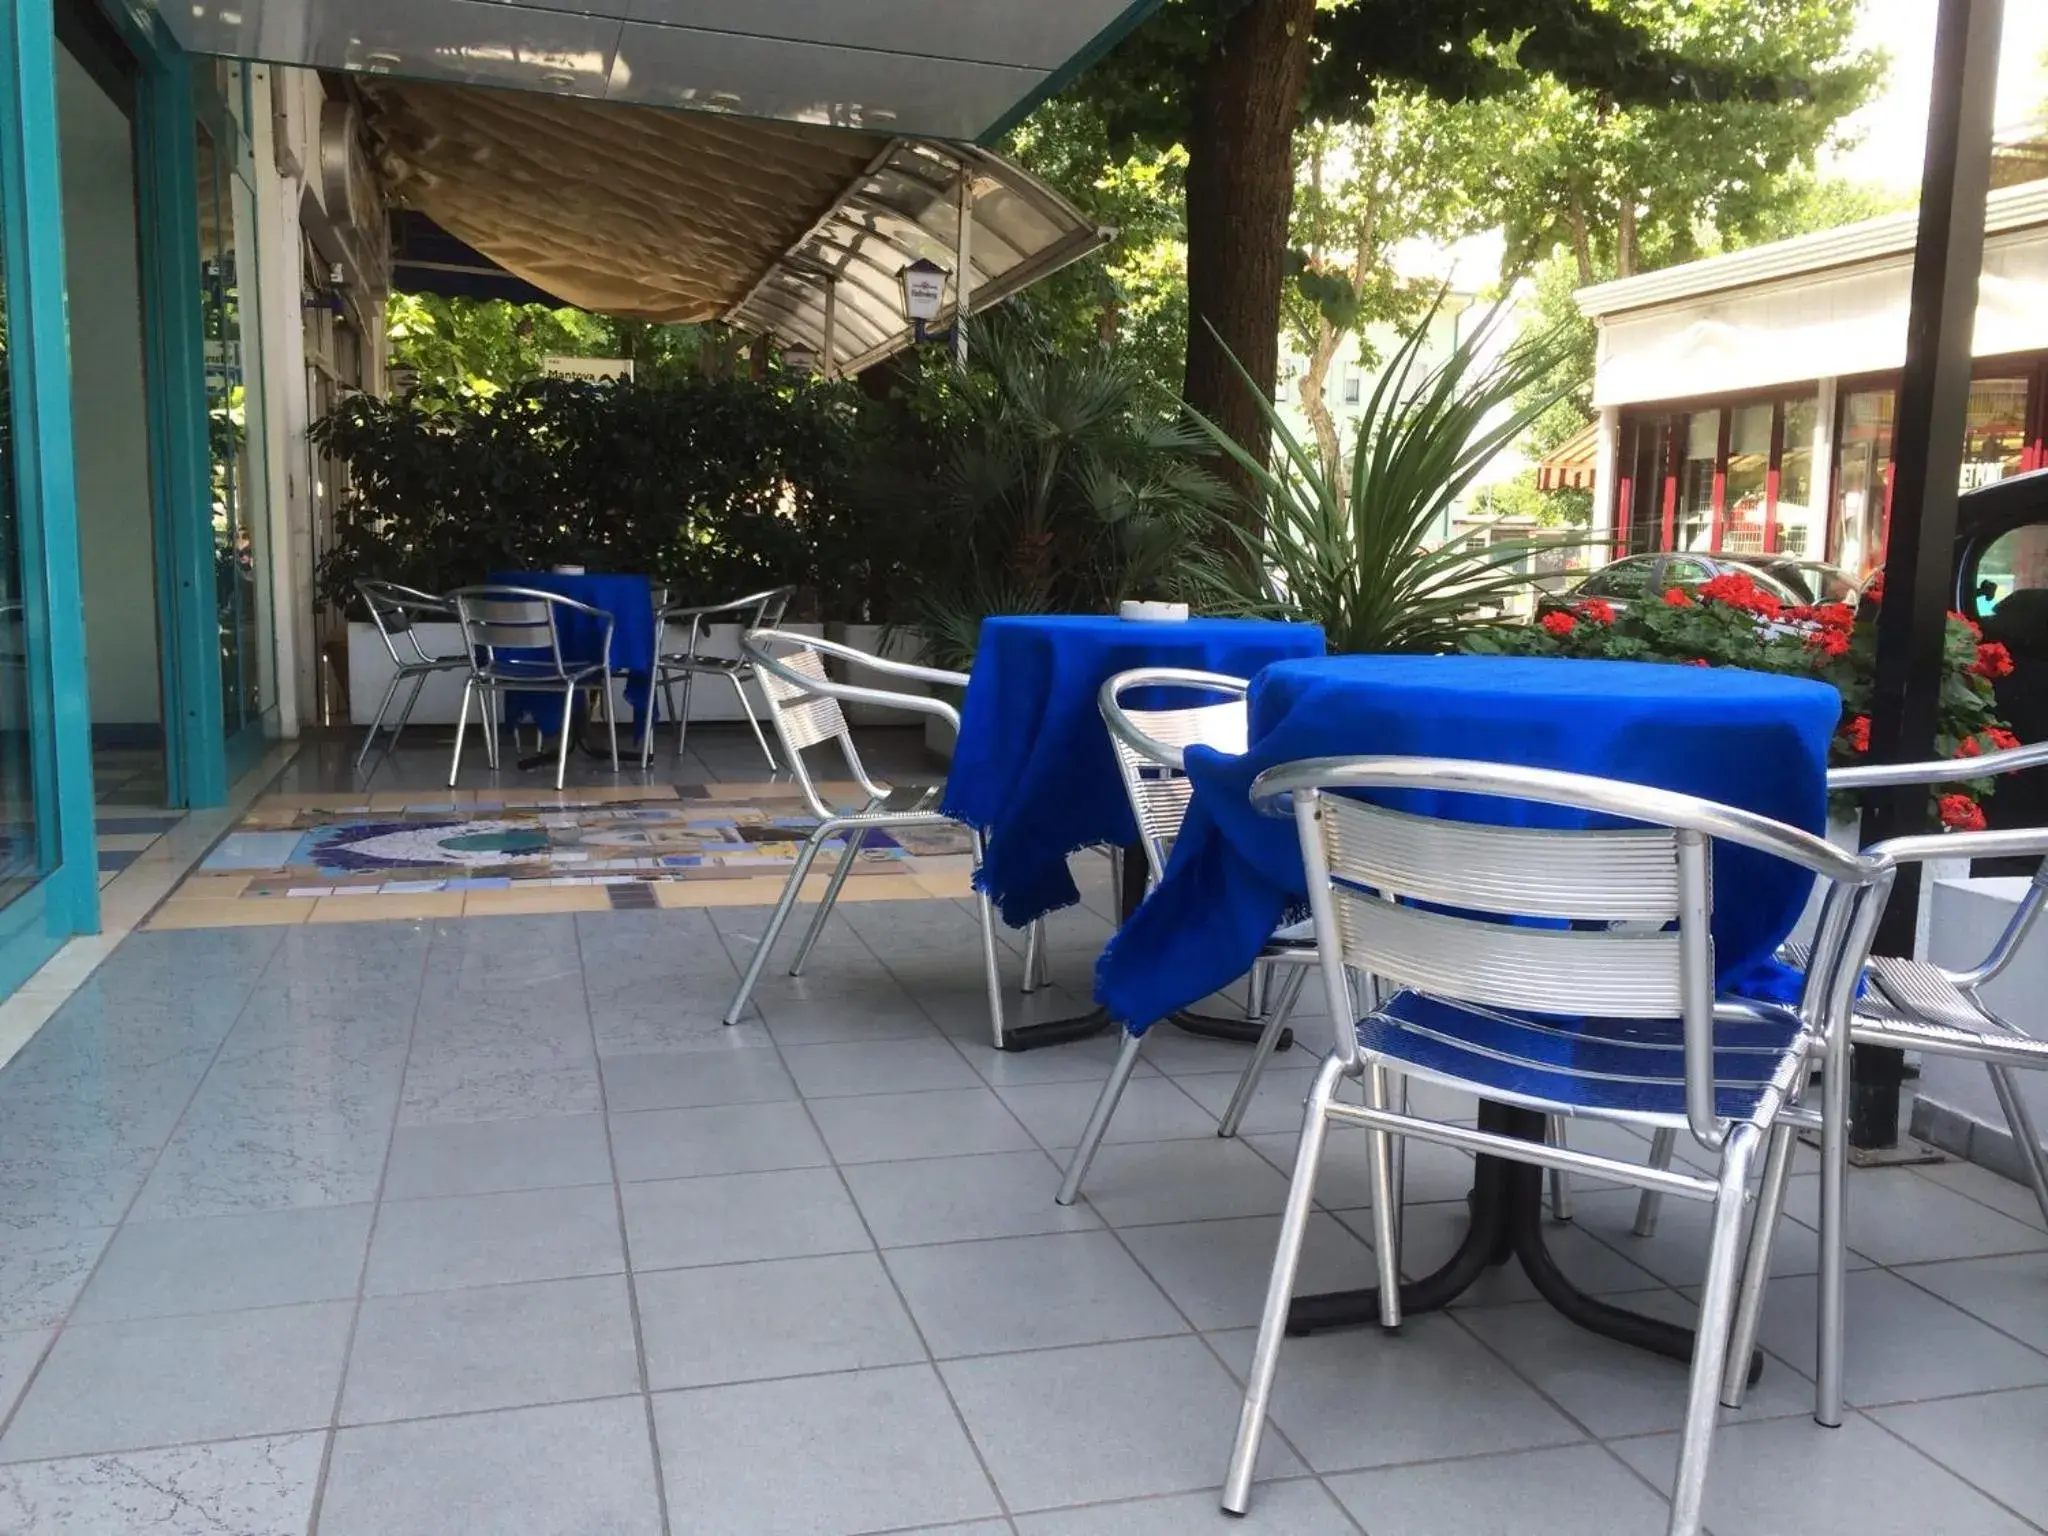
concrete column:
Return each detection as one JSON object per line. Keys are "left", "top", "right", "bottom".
{"left": 1590, "top": 406, "right": 1620, "bottom": 554}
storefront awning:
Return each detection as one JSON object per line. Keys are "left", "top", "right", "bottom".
{"left": 365, "top": 82, "right": 1109, "bottom": 375}
{"left": 1537, "top": 421, "right": 1601, "bottom": 493}
{"left": 162, "top": 0, "right": 1158, "bottom": 144}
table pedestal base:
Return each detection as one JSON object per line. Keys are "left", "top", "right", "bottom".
{"left": 1286, "top": 1103, "right": 1762, "bottom": 1385}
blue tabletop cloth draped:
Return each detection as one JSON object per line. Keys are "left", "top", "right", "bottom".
{"left": 486, "top": 572, "right": 657, "bottom": 740}
{"left": 1096, "top": 653, "right": 1843, "bottom": 1033}
{"left": 940, "top": 615, "right": 1326, "bottom": 928}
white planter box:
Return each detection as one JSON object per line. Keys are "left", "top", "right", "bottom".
{"left": 346, "top": 619, "right": 787, "bottom": 728}
{"left": 831, "top": 624, "right": 932, "bottom": 726}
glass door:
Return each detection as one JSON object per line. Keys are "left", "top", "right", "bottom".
{"left": 196, "top": 65, "right": 273, "bottom": 747}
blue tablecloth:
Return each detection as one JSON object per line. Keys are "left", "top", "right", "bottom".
{"left": 1096, "top": 653, "right": 1843, "bottom": 1032}
{"left": 940, "top": 615, "right": 1326, "bottom": 927}
{"left": 487, "top": 572, "right": 656, "bottom": 740}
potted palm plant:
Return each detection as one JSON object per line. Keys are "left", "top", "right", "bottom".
{"left": 1185, "top": 300, "right": 1584, "bottom": 652}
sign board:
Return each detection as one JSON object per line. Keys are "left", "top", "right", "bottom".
{"left": 542, "top": 356, "right": 634, "bottom": 382}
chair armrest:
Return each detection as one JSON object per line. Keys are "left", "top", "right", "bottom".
{"left": 746, "top": 636, "right": 963, "bottom": 731}
{"left": 1870, "top": 826, "right": 2048, "bottom": 867}
{"left": 1828, "top": 739, "right": 2048, "bottom": 791}
{"left": 749, "top": 629, "right": 969, "bottom": 690}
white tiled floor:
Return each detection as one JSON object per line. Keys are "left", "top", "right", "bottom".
{"left": 0, "top": 736, "right": 2045, "bottom": 1532}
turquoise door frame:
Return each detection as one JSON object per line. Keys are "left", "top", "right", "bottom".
{"left": 110, "top": 3, "right": 228, "bottom": 808}
{"left": 0, "top": 0, "right": 102, "bottom": 976}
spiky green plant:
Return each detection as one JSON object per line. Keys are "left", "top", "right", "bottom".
{"left": 1188, "top": 300, "right": 1588, "bottom": 654}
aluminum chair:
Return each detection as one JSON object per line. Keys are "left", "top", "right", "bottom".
{"left": 645, "top": 585, "right": 794, "bottom": 771}
{"left": 721, "top": 628, "right": 1009, "bottom": 1047}
{"left": 1223, "top": 755, "right": 1893, "bottom": 1536}
{"left": 448, "top": 585, "right": 618, "bottom": 791}
{"left": 355, "top": 580, "right": 466, "bottom": 776}
{"left": 1055, "top": 669, "right": 1318, "bottom": 1206}
{"left": 1713, "top": 740, "right": 2048, "bottom": 1438}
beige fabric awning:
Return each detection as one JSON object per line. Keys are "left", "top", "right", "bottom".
{"left": 362, "top": 80, "right": 1108, "bottom": 371}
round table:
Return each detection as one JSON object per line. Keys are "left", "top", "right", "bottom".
{"left": 940, "top": 613, "right": 1326, "bottom": 1050}
{"left": 1098, "top": 652, "right": 1841, "bottom": 1359}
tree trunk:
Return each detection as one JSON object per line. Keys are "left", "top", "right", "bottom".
{"left": 1566, "top": 196, "right": 1596, "bottom": 286}
{"left": 1298, "top": 318, "right": 1342, "bottom": 482}
{"left": 1617, "top": 196, "right": 1639, "bottom": 279}
{"left": 1183, "top": 0, "right": 1317, "bottom": 509}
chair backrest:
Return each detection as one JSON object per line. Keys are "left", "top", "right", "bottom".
{"left": 358, "top": 579, "right": 451, "bottom": 666}
{"left": 744, "top": 628, "right": 880, "bottom": 816}
{"left": 449, "top": 585, "right": 570, "bottom": 679}
{"left": 1099, "top": 668, "right": 1251, "bottom": 886}
{"left": 1253, "top": 754, "right": 1888, "bottom": 1143}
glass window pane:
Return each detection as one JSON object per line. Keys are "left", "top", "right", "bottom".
{"left": 1776, "top": 395, "right": 1819, "bottom": 558}
{"left": 1832, "top": 389, "right": 1893, "bottom": 578}
{"left": 0, "top": 182, "right": 41, "bottom": 899}
{"left": 1719, "top": 404, "right": 1772, "bottom": 556}
{"left": 1676, "top": 411, "right": 1718, "bottom": 552}
{"left": 1963, "top": 378, "right": 2029, "bottom": 491}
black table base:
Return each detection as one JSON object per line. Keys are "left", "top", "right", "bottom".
{"left": 1287, "top": 1102, "right": 1762, "bottom": 1386}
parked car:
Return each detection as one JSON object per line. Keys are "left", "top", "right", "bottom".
{"left": 1949, "top": 469, "right": 2048, "bottom": 849}
{"left": 1737, "top": 556, "right": 1859, "bottom": 606}
{"left": 1539, "top": 552, "right": 1806, "bottom": 618}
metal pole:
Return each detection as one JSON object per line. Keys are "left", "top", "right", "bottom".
{"left": 952, "top": 171, "right": 974, "bottom": 371}
{"left": 1854, "top": 0, "right": 2004, "bottom": 1151}
{"left": 821, "top": 276, "right": 839, "bottom": 380}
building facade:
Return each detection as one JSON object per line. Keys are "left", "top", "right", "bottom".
{"left": 1577, "top": 180, "right": 2048, "bottom": 580}
{"left": 0, "top": 0, "right": 386, "bottom": 992}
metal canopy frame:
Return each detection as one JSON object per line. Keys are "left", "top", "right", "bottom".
{"left": 1858, "top": 0, "right": 2007, "bottom": 1149}
{"left": 723, "top": 137, "right": 1108, "bottom": 377}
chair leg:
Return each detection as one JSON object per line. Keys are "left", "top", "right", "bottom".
{"left": 553, "top": 686, "right": 576, "bottom": 791}
{"left": 674, "top": 668, "right": 698, "bottom": 764}
{"left": 448, "top": 677, "right": 476, "bottom": 787}
{"left": 1721, "top": 1117, "right": 1799, "bottom": 1408}
{"left": 1668, "top": 1124, "right": 1760, "bottom": 1536}
{"left": 1634, "top": 1128, "right": 1680, "bottom": 1236}
{"left": 1364, "top": 1061, "right": 1404, "bottom": 1330}
{"left": 970, "top": 828, "right": 1007, "bottom": 1050}
{"left": 1217, "top": 966, "right": 1306, "bottom": 1139}
{"left": 479, "top": 685, "right": 502, "bottom": 771}
{"left": 1815, "top": 1029, "right": 1852, "bottom": 1428}
{"left": 1548, "top": 1117, "right": 1573, "bottom": 1223}
{"left": 728, "top": 670, "right": 778, "bottom": 773}
{"left": 1021, "top": 919, "right": 1047, "bottom": 994}
{"left": 601, "top": 679, "right": 619, "bottom": 774}
{"left": 1056, "top": 1027, "right": 1147, "bottom": 1205}
{"left": 790, "top": 827, "right": 865, "bottom": 976}
{"left": 723, "top": 832, "right": 829, "bottom": 1026}
{"left": 1223, "top": 1052, "right": 1348, "bottom": 1517}
{"left": 644, "top": 676, "right": 672, "bottom": 771}
{"left": 386, "top": 672, "right": 429, "bottom": 763}
{"left": 357, "top": 670, "right": 404, "bottom": 773}
{"left": 1986, "top": 1063, "right": 2048, "bottom": 1228}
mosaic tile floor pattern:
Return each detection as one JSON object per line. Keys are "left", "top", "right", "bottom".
{"left": 150, "top": 783, "right": 977, "bottom": 929}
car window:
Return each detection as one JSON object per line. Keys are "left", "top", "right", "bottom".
{"left": 1968, "top": 525, "right": 2048, "bottom": 618}
{"left": 1581, "top": 558, "right": 1655, "bottom": 599}
{"left": 1661, "top": 558, "right": 1712, "bottom": 586}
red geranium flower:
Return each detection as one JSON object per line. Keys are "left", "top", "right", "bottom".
{"left": 1939, "top": 793, "right": 1987, "bottom": 832}
{"left": 1950, "top": 610, "right": 1984, "bottom": 640}
{"left": 1990, "top": 727, "right": 2022, "bottom": 751}
{"left": 1973, "top": 642, "right": 2015, "bottom": 680}
{"left": 1696, "top": 572, "right": 1782, "bottom": 619}
{"left": 1957, "top": 736, "right": 1982, "bottom": 758}
{"left": 1809, "top": 628, "right": 1852, "bottom": 659}
{"left": 1865, "top": 571, "right": 1885, "bottom": 604}
{"left": 1539, "top": 610, "right": 1576, "bottom": 638}
{"left": 1576, "top": 598, "right": 1616, "bottom": 625}
{"left": 1663, "top": 587, "right": 1694, "bottom": 608}
{"left": 1686, "top": 657, "right": 1710, "bottom": 667}
{"left": 1840, "top": 714, "right": 1871, "bottom": 754}
{"left": 1815, "top": 603, "right": 1855, "bottom": 633}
